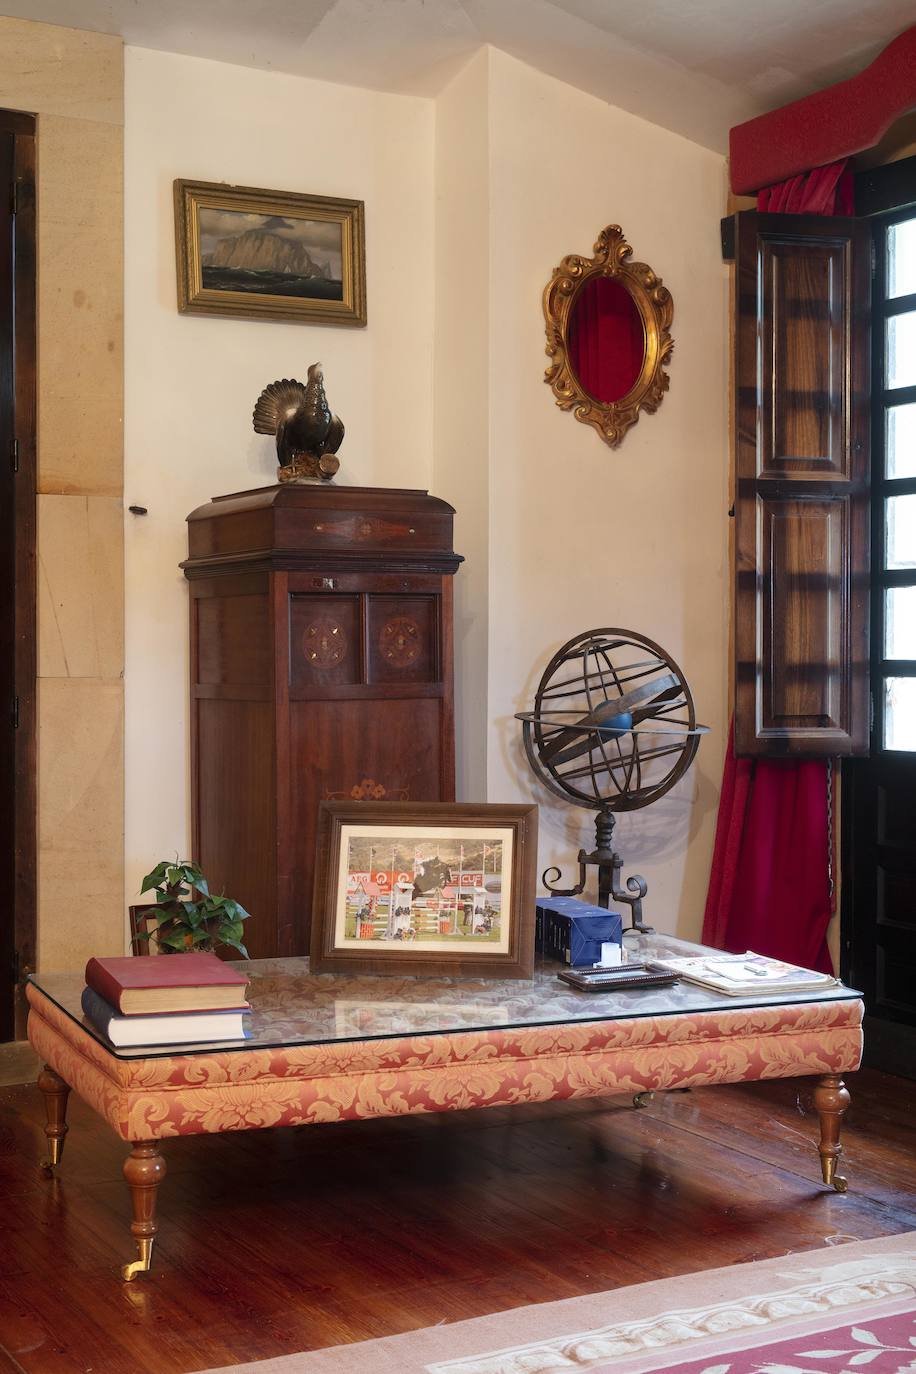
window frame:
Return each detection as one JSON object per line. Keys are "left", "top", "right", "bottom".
{"left": 870, "top": 202, "right": 916, "bottom": 755}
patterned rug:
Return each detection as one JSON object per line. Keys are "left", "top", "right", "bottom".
{"left": 200, "top": 1232, "right": 916, "bottom": 1374}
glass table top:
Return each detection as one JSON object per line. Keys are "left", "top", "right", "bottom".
{"left": 28, "top": 931, "right": 862, "bottom": 1061}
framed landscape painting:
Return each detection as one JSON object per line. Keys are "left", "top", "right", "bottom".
{"left": 311, "top": 802, "right": 538, "bottom": 978}
{"left": 174, "top": 179, "right": 366, "bottom": 326}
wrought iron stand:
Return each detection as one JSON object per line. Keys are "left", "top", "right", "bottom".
{"left": 542, "top": 809, "right": 653, "bottom": 934}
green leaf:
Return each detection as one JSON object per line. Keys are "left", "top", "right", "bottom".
{"left": 180, "top": 863, "right": 208, "bottom": 895}
{"left": 221, "top": 937, "right": 249, "bottom": 957}
{"left": 139, "top": 861, "right": 170, "bottom": 894}
{"left": 215, "top": 898, "right": 250, "bottom": 924}
{"left": 159, "top": 930, "right": 190, "bottom": 951}
{"left": 181, "top": 901, "right": 206, "bottom": 927}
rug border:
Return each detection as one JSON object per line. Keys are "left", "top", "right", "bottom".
{"left": 195, "top": 1230, "right": 916, "bottom": 1374}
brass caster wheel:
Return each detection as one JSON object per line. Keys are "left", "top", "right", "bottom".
{"left": 633, "top": 1091, "right": 655, "bottom": 1108}
{"left": 121, "top": 1239, "right": 154, "bottom": 1282}
{"left": 832, "top": 1175, "right": 849, "bottom": 1194}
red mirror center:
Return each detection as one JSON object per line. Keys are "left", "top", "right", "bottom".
{"left": 568, "top": 276, "right": 645, "bottom": 404}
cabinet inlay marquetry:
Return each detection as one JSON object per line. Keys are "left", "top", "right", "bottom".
{"left": 304, "top": 616, "right": 348, "bottom": 667}
{"left": 379, "top": 615, "right": 421, "bottom": 668}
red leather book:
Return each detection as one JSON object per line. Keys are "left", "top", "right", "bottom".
{"left": 84, "top": 952, "right": 250, "bottom": 1015}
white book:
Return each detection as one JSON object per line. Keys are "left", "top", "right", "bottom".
{"left": 81, "top": 986, "right": 249, "bottom": 1047}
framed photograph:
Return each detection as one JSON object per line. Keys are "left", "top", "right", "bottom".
{"left": 174, "top": 179, "right": 366, "bottom": 326}
{"left": 311, "top": 802, "right": 538, "bottom": 979}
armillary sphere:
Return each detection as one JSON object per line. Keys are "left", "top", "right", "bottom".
{"left": 516, "top": 628, "right": 709, "bottom": 932}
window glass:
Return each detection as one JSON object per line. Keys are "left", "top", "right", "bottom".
{"left": 886, "top": 402, "right": 916, "bottom": 479}
{"left": 886, "top": 312, "right": 916, "bottom": 390}
{"left": 885, "top": 494, "right": 916, "bottom": 570}
{"left": 888, "top": 219, "right": 916, "bottom": 299}
{"left": 884, "top": 676, "right": 916, "bottom": 752}
{"left": 885, "top": 586, "right": 916, "bottom": 659}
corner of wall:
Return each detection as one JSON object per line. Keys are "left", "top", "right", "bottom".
{"left": 433, "top": 49, "right": 491, "bottom": 801}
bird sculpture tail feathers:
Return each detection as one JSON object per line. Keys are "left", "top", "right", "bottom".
{"left": 252, "top": 379, "right": 308, "bottom": 436}
{"left": 323, "top": 413, "right": 345, "bottom": 455}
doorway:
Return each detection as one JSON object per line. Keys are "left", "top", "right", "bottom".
{"left": 0, "top": 110, "right": 36, "bottom": 1043}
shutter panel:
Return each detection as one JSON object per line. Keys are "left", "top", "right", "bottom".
{"left": 734, "top": 210, "right": 871, "bottom": 757}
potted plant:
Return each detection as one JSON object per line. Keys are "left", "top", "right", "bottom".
{"left": 132, "top": 860, "right": 251, "bottom": 956}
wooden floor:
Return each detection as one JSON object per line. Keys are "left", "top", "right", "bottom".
{"left": 1, "top": 1069, "right": 915, "bottom": 1374}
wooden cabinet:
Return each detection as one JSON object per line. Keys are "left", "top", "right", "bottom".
{"left": 182, "top": 484, "right": 462, "bottom": 957}
{"left": 733, "top": 211, "right": 871, "bottom": 756}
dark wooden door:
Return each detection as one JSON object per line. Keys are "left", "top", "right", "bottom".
{"left": 843, "top": 203, "right": 916, "bottom": 1075}
{"left": 733, "top": 211, "right": 871, "bottom": 756}
{"left": 0, "top": 112, "right": 36, "bottom": 1043}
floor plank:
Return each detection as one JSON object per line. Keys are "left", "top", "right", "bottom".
{"left": 0, "top": 1069, "right": 914, "bottom": 1373}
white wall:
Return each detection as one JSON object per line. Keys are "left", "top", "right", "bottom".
{"left": 124, "top": 42, "right": 728, "bottom": 945}
{"left": 484, "top": 51, "right": 730, "bottom": 940}
{"left": 124, "top": 47, "right": 435, "bottom": 909}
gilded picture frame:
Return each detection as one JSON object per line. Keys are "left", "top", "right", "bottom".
{"left": 174, "top": 179, "right": 367, "bottom": 326}
{"left": 543, "top": 224, "right": 673, "bottom": 448}
{"left": 311, "top": 802, "right": 538, "bottom": 978}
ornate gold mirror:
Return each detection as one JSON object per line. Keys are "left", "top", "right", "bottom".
{"left": 543, "top": 225, "right": 673, "bottom": 448}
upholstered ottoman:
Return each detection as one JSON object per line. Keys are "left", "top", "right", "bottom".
{"left": 26, "top": 955, "right": 863, "bottom": 1280}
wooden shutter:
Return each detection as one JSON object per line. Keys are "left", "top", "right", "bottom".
{"left": 734, "top": 210, "right": 871, "bottom": 757}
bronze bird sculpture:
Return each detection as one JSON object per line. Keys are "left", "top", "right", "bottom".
{"left": 252, "top": 363, "right": 344, "bottom": 483}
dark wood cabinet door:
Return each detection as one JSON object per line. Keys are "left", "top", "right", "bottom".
{"left": 734, "top": 211, "right": 871, "bottom": 756}
{"left": 287, "top": 697, "right": 446, "bottom": 952}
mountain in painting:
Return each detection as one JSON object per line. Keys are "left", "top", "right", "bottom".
{"left": 203, "top": 229, "right": 332, "bottom": 279}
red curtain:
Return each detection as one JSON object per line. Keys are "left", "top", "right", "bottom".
{"left": 703, "top": 726, "right": 834, "bottom": 973}
{"left": 756, "top": 160, "right": 854, "bottom": 214}
{"left": 702, "top": 159, "right": 849, "bottom": 972}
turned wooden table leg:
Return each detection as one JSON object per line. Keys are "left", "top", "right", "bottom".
{"left": 121, "top": 1141, "right": 167, "bottom": 1281}
{"left": 813, "top": 1074, "right": 850, "bottom": 1193}
{"left": 37, "top": 1065, "right": 70, "bottom": 1172}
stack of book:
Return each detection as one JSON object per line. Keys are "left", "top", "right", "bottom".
{"left": 81, "top": 952, "right": 251, "bottom": 1048}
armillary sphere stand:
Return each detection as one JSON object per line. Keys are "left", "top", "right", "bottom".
{"left": 542, "top": 808, "right": 652, "bottom": 934}
{"left": 517, "top": 628, "right": 710, "bottom": 936}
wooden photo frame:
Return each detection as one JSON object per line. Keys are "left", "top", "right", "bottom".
{"left": 311, "top": 802, "right": 538, "bottom": 979}
{"left": 174, "top": 179, "right": 366, "bottom": 326}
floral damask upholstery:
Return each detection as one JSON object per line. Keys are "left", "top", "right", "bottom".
{"left": 26, "top": 984, "right": 863, "bottom": 1144}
